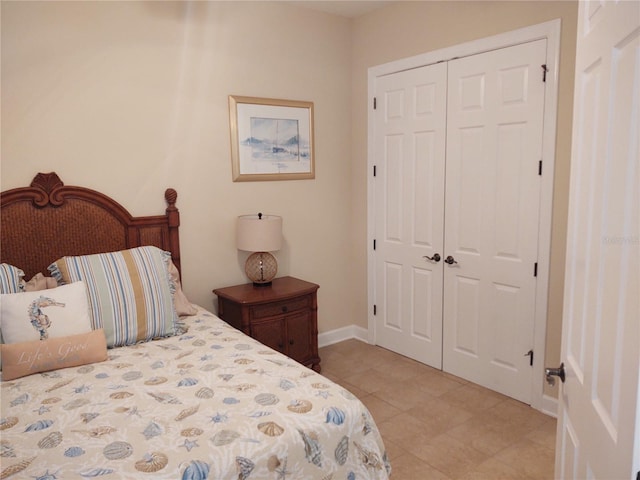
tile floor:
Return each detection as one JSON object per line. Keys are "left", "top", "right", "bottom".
{"left": 319, "top": 339, "right": 557, "bottom": 480}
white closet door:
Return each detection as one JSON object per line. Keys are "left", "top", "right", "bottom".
{"left": 373, "top": 63, "right": 447, "bottom": 368}
{"left": 443, "top": 39, "right": 546, "bottom": 402}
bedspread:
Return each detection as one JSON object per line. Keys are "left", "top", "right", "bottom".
{"left": 0, "top": 307, "right": 390, "bottom": 479}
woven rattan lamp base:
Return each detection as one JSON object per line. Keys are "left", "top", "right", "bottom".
{"left": 245, "top": 251, "right": 277, "bottom": 286}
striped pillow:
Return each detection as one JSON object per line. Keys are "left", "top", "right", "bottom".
{"left": 48, "top": 246, "right": 178, "bottom": 348}
{"left": 0, "top": 264, "right": 25, "bottom": 294}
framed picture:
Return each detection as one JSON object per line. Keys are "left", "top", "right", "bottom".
{"left": 229, "top": 95, "right": 315, "bottom": 181}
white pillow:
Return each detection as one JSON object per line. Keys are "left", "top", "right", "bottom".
{"left": 0, "top": 281, "right": 92, "bottom": 344}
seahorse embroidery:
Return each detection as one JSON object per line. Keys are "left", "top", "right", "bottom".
{"left": 28, "top": 296, "right": 65, "bottom": 340}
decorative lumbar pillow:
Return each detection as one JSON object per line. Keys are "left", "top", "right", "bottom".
{"left": 0, "top": 281, "right": 93, "bottom": 344}
{"left": 48, "top": 246, "right": 178, "bottom": 348}
{"left": 0, "top": 329, "right": 108, "bottom": 381}
{"left": 0, "top": 263, "right": 25, "bottom": 294}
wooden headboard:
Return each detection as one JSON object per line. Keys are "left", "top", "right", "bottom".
{"left": 1, "top": 172, "right": 181, "bottom": 279}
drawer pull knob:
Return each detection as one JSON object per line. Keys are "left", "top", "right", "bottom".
{"left": 289, "top": 340, "right": 294, "bottom": 345}
{"left": 282, "top": 306, "right": 288, "bottom": 313}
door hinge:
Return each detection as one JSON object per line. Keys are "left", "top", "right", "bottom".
{"left": 525, "top": 349, "right": 534, "bottom": 366}
{"left": 373, "top": 304, "right": 377, "bottom": 315}
{"left": 373, "top": 165, "right": 377, "bottom": 177}
{"left": 538, "top": 160, "right": 543, "bottom": 176}
{"left": 541, "top": 64, "right": 549, "bottom": 82}
{"left": 534, "top": 262, "right": 538, "bottom": 277}
{"left": 373, "top": 97, "right": 377, "bottom": 110}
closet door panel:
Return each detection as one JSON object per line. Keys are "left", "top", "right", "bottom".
{"left": 373, "top": 63, "right": 447, "bottom": 368}
{"left": 443, "top": 39, "right": 546, "bottom": 403}
{"left": 456, "top": 126, "right": 484, "bottom": 257}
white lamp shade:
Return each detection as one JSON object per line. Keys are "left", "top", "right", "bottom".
{"left": 236, "top": 214, "right": 283, "bottom": 252}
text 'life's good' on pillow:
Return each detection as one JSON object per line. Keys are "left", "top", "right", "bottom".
{"left": 0, "top": 329, "right": 108, "bottom": 381}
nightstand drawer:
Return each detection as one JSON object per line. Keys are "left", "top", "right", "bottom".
{"left": 250, "top": 295, "right": 311, "bottom": 319}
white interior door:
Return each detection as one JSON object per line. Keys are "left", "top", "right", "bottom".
{"left": 442, "top": 40, "right": 546, "bottom": 403}
{"left": 555, "top": 1, "right": 639, "bottom": 477}
{"left": 373, "top": 63, "right": 447, "bottom": 368}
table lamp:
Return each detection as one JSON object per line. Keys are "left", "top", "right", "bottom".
{"left": 236, "top": 213, "right": 283, "bottom": 286}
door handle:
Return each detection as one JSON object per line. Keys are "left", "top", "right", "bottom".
{"left": 545, "top": 362, "right": 565, "bottom": 386}
{"left": 423, "top": 253, "right": 441, "bottom": 262}
{"left": 444, "top": 255, "right": 458, "bottom": 265}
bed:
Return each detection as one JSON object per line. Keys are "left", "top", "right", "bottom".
{"left": 0, "top": 173, "right": 391, "bottom": 480}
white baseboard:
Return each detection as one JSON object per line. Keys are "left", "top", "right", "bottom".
{"left": 318, "top": 324, "right": 369, "bottom": 348}
{"left": 540, "top": 393, "right": 559, "bottom": 418}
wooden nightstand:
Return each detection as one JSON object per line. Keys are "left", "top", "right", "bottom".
{"left": 213, "top": 276, "right": 321, "bottom": 372}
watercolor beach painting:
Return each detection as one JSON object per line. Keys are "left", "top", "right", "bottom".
{"left": 230, "top": 96, "right": 314, "bottom": 181}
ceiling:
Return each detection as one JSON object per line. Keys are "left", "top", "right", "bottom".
{"left": 288, "top": 1, "right": 393, "bottom": 18}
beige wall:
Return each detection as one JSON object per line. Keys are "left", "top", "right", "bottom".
{"left": 351, "top": 1, "right": 578, "bottom": 397}
{"left": 0, "top": 1, "right": 354, "bottom": 333}
{"left": 2, "top": 1, "right": 577, "bottom": 397}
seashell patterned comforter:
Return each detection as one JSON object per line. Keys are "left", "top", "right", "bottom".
{"left": 0, "top": 307, "right": 390, "bottom": 479}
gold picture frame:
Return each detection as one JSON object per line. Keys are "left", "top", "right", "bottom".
{"left": 229, "top": 95, "right": 315, "bottom": 181}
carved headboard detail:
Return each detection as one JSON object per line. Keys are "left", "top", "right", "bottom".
{"left": 1, "top": 172, "right": 181, "bottom": 280}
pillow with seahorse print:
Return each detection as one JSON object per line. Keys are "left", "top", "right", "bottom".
{"left": 0, "top": 281, "right": 92, "bottom": 344}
